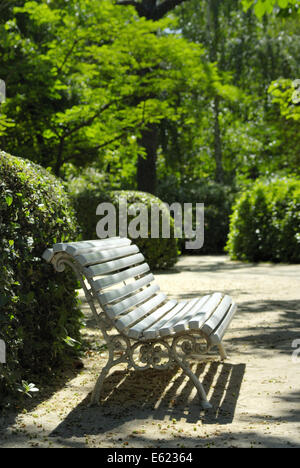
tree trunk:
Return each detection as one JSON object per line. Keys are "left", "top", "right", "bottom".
{"left": 117, "top": 0, "right": 190, "bottom": 194}
{"left": 213, "top": 95, "right": 224, "bottom": 183}
{"left": 54, "top": 137, "right": 65, "bottom": 177}
{"left": 137, "top": 124, "right": 159, "bottom": 194}
{"left": 207, "top": 0, "right": 224, "bottom": 184}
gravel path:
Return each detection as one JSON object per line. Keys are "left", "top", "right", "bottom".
{"left": 1, "top": 255, "right": 300, "bottom": 448}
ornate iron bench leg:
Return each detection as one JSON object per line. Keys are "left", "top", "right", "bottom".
{"left": 218, "top": 342, "right": 227, "bottom": 361}
{"left": 174, "top": 356, "right": 212, "bottom": 409}
{"left": 171, "top": 334, "right": 212, "bottom": 410}
{"left": 90, "top": 335, "right": 130, "bottom": 406}
{"left": 90, "top": 362, "right": 112, "bottom": 406}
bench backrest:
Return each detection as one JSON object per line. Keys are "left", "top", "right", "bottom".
{"left": 46, "top": 237, "right": 167, "bottom": 339}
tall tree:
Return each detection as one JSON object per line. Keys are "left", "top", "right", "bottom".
{"left": 176, "top": 0, "right": 300, "bottom": 181}
{"left": 1, "top": 0, "right": 224, "bottom": 181}
{"left": 117, "top": 0, "right": 192, "bottom": 193}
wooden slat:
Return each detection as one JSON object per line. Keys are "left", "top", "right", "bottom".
{"left": 105, "top": 284, "right": 160, "bottom": 319}
{"left": 209, "top": 302, "right": 237, "bottom": 345}
{"left": 91, "top": 263, "right": 150, "bottom": 291}
{"left": 115, "top": 292, "right": 167, "bottom": 332}
{"left": 172, "top": 295, "right": 210, "bottom": 333}
{"left": 159, "top": 298, "right": 200, "bottom": 336}
{"left": 143, "top": 301, "right": 187, "bottom": 340}
{"left": 42, "top": 248, "right": 54, "bottom": 263}
{"left": 188, "top": 293, "right": 223, "bottom": 331}
{"left": 53, "top": 237, "right": 128, "bottom": 253}
{"left": 76, "top": 245, "right": 139, "bottom": 267}
{"left": 128, "top": 300, "right": 177, "bottom": 339}
{"left": 201, "top": 295, "right": 232, "bottom": 336}
{"left": 66, "top": 238, "right": 131, "bottom": 256}
{"left": 98, "top": 273, "right": 154, "bottom": 305}
{"left": 83, "top": 253, "right": 144, "bottom": 278}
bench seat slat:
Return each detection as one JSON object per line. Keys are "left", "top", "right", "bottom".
{"left": 200, "top": 295, "right": 232, "bottom": 336}
{"left": 91, "top": 263, "right": 150, "bottom": 290}
{"left": 159, "top": 298, "right": 201, "bottom": 336}
{"left": 66, "top": 238, "right": 132, "bottom": 256}
{"left": 172, "top": 295, "right": 211, "bottom": 333}
{"left": 105, "top": 284, "right": 160, "bottom": 318}
{"left": 98, "top": 273, "right": 154, "bottom": 306}
{"left": 76, "top": 245, "right": 139, "bottom": 267}
{"left": 188, "top": 292, "right": 223, "bottom": 331}
{"left": 115, "top": 292, "right": 167, "bottom": 332}
{"left": 210, "top": 302, "right": 237, "bottom": 345}
{"left": 53, "top": 237, "right": 130, "bottom": 254}
{"left": 143, "top": 301, "right": 187, "bottom": 340}
{"left": 84, "top": 253, "right": 144, "bottom": 278}
{"left": 42, "top": 248, "right": 54, "bottom": 262}
{"left": 128, "top": 299, "right": 177, "bottom": 339}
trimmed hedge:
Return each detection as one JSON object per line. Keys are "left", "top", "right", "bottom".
{"left": 71, "top": 188, "right": 179, "bottom": 270}
{"left": 0, "top": 151, "right": 83, "bottom": 400}
{"left": 157, "top": 176, "right": 235, "bottom": 254}
{"left": 226, "top": 178, "right": 300, "bottom": 263}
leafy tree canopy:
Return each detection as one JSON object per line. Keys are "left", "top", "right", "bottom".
{"left": 1, "top": 0, "right": 235, "bottom": 176}
{"left": 242, "top": 0, "right": 300, "bottom": 18}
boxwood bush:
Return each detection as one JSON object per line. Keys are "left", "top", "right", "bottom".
{"left": 0, "top": 151, "right": 83, "bottom": 400}
{"left": 157, "top": 176, "right": 235, "bottom": 254}
{"left": 71, "top": 188, "right": 179, "bottom": 270}
{"left": 226, "top": 177, "right": 300, "bottom": 263}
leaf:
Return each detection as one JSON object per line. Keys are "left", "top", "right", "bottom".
{"left": 5, "top": 195, "right": 13, "bottom": 206}
{"left": 278, "top": 0, "right": 289, "bottom": 7}
{"left": 63, "top": 336, "right": 80, "bottom": 347}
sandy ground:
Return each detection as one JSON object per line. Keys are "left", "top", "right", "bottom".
{"left": 0, "top": 255, "right": 300, "bottom": 448}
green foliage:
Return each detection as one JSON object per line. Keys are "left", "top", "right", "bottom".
{"left": 177, "top": 0, "right": 300, "bottom": 182}
{"left": 226, "top": 177, "right": 300, "bottom": 262}
{"left": 0, "top": 151, "right": 83, "bottom": 400}
{"left": 157, "top": 176, "right": 236, "bottom": 254}
{"left": 242, "top": 0, "right": 300, "bottom": 18}
{"left": 0, "top": 0, "right": 225, "bottom": 177}
{"left": 70, "top": 187, "right": 179, "bottom": 269}
{"left": 269, "top": 78, "right": 300, "bottom": 121}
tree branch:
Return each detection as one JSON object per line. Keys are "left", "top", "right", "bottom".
{"left": 115, "top": 1, "right": 145, "bottom": 16}
{"left": 63, "top": 100, "right": 118, "bottom": 138}
{"left": 56, "top": 38, "right": 81, "bottom": 76}
{"left": 116, "top": 0, "right": 190, "bottom": 20}
{"left": 155, "top": 0, "right": 190, "bottom": 20}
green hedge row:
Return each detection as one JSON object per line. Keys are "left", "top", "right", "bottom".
{"left": 0, "top": 152, "right": 83, "bottom": 401}
{"left": 226, "top": 178, "right": 300, "bottom": 263}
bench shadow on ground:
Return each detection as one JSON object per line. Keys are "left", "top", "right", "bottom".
{"left": 49, "top": 360, "right": 246, "bottom": 443}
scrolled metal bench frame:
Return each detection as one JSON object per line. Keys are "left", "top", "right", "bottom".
{"left": 44, "top": 240, "right": 235, "bottom": 410}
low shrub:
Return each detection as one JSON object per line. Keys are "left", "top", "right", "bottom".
{"left": 0, "top": 151, "right": 83, "bottom": 401}
{"left": 71, "top": 188, "right": 179, "bottom": 269}
{"left": 157, "top": 176, "right": 235, "bottom": 254}
{"left": 226, "top": 177, "right": 300, "bottom": 263}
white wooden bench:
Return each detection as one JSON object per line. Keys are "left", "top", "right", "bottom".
{"left": 43, "top": 237, "right": 237, "bottom": 409}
